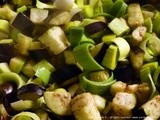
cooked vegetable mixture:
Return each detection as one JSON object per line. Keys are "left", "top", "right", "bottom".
{"left": 0, "top": 0, "right": 160, "bottom": 120}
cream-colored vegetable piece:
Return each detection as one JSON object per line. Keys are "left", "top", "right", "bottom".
{"left": 112, "top": 92, "right": 137, "bottom": 116}
{"left": 71, "top": 93, "right": 101, "bottom": 120}
{"left": 38, "top": 26, "right": 70, "bottom": 55}
{"left": 142, "top": 95, "right": 160, "bottom": 120}
{"left": 54, "top": 0, "right": 75, "bottom": 11}
{"left": 30, "top": 8, "right": 48, "bottom": 24}
{"left": 110, "top": 81, "right": 127, "bottom": 96}
{"left": 49, "top": 11, "right": 71, "bottom": 25}
{"left": 44, "top": 88, "right": 72, "bottom": 115}
{"left": 127, "top": 3, "right": 144, "bottom": 28}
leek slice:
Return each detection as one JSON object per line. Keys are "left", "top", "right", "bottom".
{"left": 0, "top": 72, "right": 25, "bottom": 88}
{"left": 139, "top": 33, "right": 160, "bottom": 61}
{"left": 112, "top": 37, "right": 130, "bottom": 60}
{"left": 108, "top": 18, "right": 129, "bottom": 36}
{"left": 101, "top": 0, "right": 113, "bottom": 13}
{"left": 11, "top": 112, "right": 40, "bottom": 120}
{"left": 109, "top": 0, "right": 127, "bottom": 17}
{"left": 153, "top": 11, "right": 160, "bottom": 35}
{"left": 80, "top": 72, "right": 115, "bottom": 95}
{"left": 144, "top": 17, "right": 153, "bottom": 33}
{"left": 36, "top": 0, "right": 55, "bottom": 9}
{"left": 139, "top": 34, "right": 154, "bottom": 61}
{"left": 102, "top": 44, "right": 118, "bottom": 70}
{"left": 73, "top": 43, "right": 104, "bottom": 71}
{"left": 140, "top": 67, "right": 157, "bottom": 99}
{"left": 153, "top": 66, "right": 160, "bottom": 87}
{"left": 69, "top": 26, "right": 84, "bottom": 47}
{"left": 0, "top": 19, "right": 10, "bottom": 34}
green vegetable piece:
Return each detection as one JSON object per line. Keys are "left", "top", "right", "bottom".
{"left": 9, "top": 56, "right": 26, "bottom": 74}
{"left": 76, "top": 0, "right": 86, "bottom": 7}
{"left": 13, "top": 115, "right": 32, "bottom": 120}
{"left": 16, "top": 33, "right": 33, "bottom": 56}
{"left": 17, "top": 6, "right": 27, "bottom": 13}
{"left": 112, "top": 37, "right": 130, "bottom": 60}
{"left": 80, "top": 72, "right": 115, "bottom": 95}
{"left": 33, "top": 59, "right": 54, "bottom": 85}
{"left": 141, "top": 61, "right": 158, "bottom": 75}
{"left": 33, "top": 59, "right": 55, "bottom": 73}
{"left": 80, "top": 34, "right": 95, "bottom": 44}
{"left": 144, "top": 17, "right": 153, "bottom": 33}
{"left": 153, "top": 66, "right": 160, "bottom": 87}
{"left": 0, "top": 63, "right": 11, "bottom": 73}
{"left": 11, "top": 100, "right": 36, "bottom": 111}
{"left": 73, "top": 43, "right": 104, "bottom": 71}
{"left": 11, "top": 112, "right": 40, "bottom": 120}
{"left": 36, "top": 0, "right": 55, "bottom": 9}
{"left": 82, "top": 5, "right": 94, "bottom": 18}
{"left": 102, "top": 34, "right": 116, "bottom": 45}
{"left": 101, "top": 0, "right": 113, "bottom": 13}
{"left": 108, "top": 18, "right": 129, "bottom": 36}
{"left": 109, "top": 0, "right": 127, "bottom": 17}
{"left": 0, "top": 72, "right": 25, "bottom": 88}
{"left": 0, "top": 19, "right": 10, "bottom": 34}
{"left": 69, "top": 26, "right": 84, "bottom": 47}
{"left": 102, "top": 44, "right": 118, "bottom": 70}
{"left": 13, "top": 0, "right": 32, "bottom": 7}
{"left": 22, "top": 60, "right": 36, "bottom": 78}
{"left": 153, "top": 11, "right": 160, "bottom": 35}
{"left": 0, "top": 5, "right": 17, "bottom": 21}
{"left": 93, "top": 0, "right": 103, "bottom": 15}
{"left": 34, "top": 67, "right": 51, "bottom": 86}
{"left": 140, "top": 67, "right": 156, "bottom": 99}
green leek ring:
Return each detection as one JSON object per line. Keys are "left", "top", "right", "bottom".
{"left": 11, "top": 111, "right": 40, "bottom": 120}
{"left": 79, "top": 72, "right": 115, "bottom": 95}
{"left": 73, "top": 43, "right": 104, "bottom": 71}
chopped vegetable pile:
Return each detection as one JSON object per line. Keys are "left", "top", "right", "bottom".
{"left": 0, "top": 0, "right": 160, "bottom": 120}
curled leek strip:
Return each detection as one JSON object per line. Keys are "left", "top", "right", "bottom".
{"left": 11, "top": 111, "right": 40, "bottom": 120}
{"left": 153, "top": 66, "right": 160, "bottom": 87}
{"left": 0, "top": 72, "right": 25, "bottom": 88}
{"left": 36, "top": 0, "right": 56, "bottom": 9}
{"left": 73, "top": 43, "right": 104, "bottom": 71}
{"left": 139, "top": 33, "right": 160, "bottom": 61}
{"left": 112, "top": 37, "right": 130, "bottom": 60}
{"left": 140, "top": 67, "right": 156, "bottom": 99}
{"left": 79, "top": 72, "right": 115, "bottom": 95}
{"left": 139, "top": 34, "right": 153, "bottom": 61}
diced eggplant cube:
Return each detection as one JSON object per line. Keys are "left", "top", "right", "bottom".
{"left": 11, "top": 13, "right": 35, "bottom": 36}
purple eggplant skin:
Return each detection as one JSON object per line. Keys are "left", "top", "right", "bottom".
{"left": 11, "top": 12, "right": 35, "bottom": 37}
{"left": 71, "top": 12, "right": 84, "bottom": 22}
{"left": 132, "top": 108, "right": 146, "bottom": 120}
{"left": 28, "top": 48, "right": 51, "bottom": 61}
{"left": 0, "top": 82, "right": 17, "bottom": 97}
{"left": 49, "top": 65, "right": 82, "bottom": 84}
{"left": 48, "top": 112, "right": 76, "bottom": 120}
{"left": 2, "top": 90, "right": 19, "bottom": 116}
{"left": 0, "top": 44, "right": 15, "bottom": 63}
{"left": 94, "top": 43, "right": 109, "bottom": 64}
{"left": 17, "top": 83, "right": 45, "bottom": 101}
{"left": 84, "top": 22, "right": 107, "bottom": 34}
{"left": 113, "top": 63, "right": 136, "bottom": 82}
{"left": 0, "top": 0, "right": 11, "bottom": 5}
